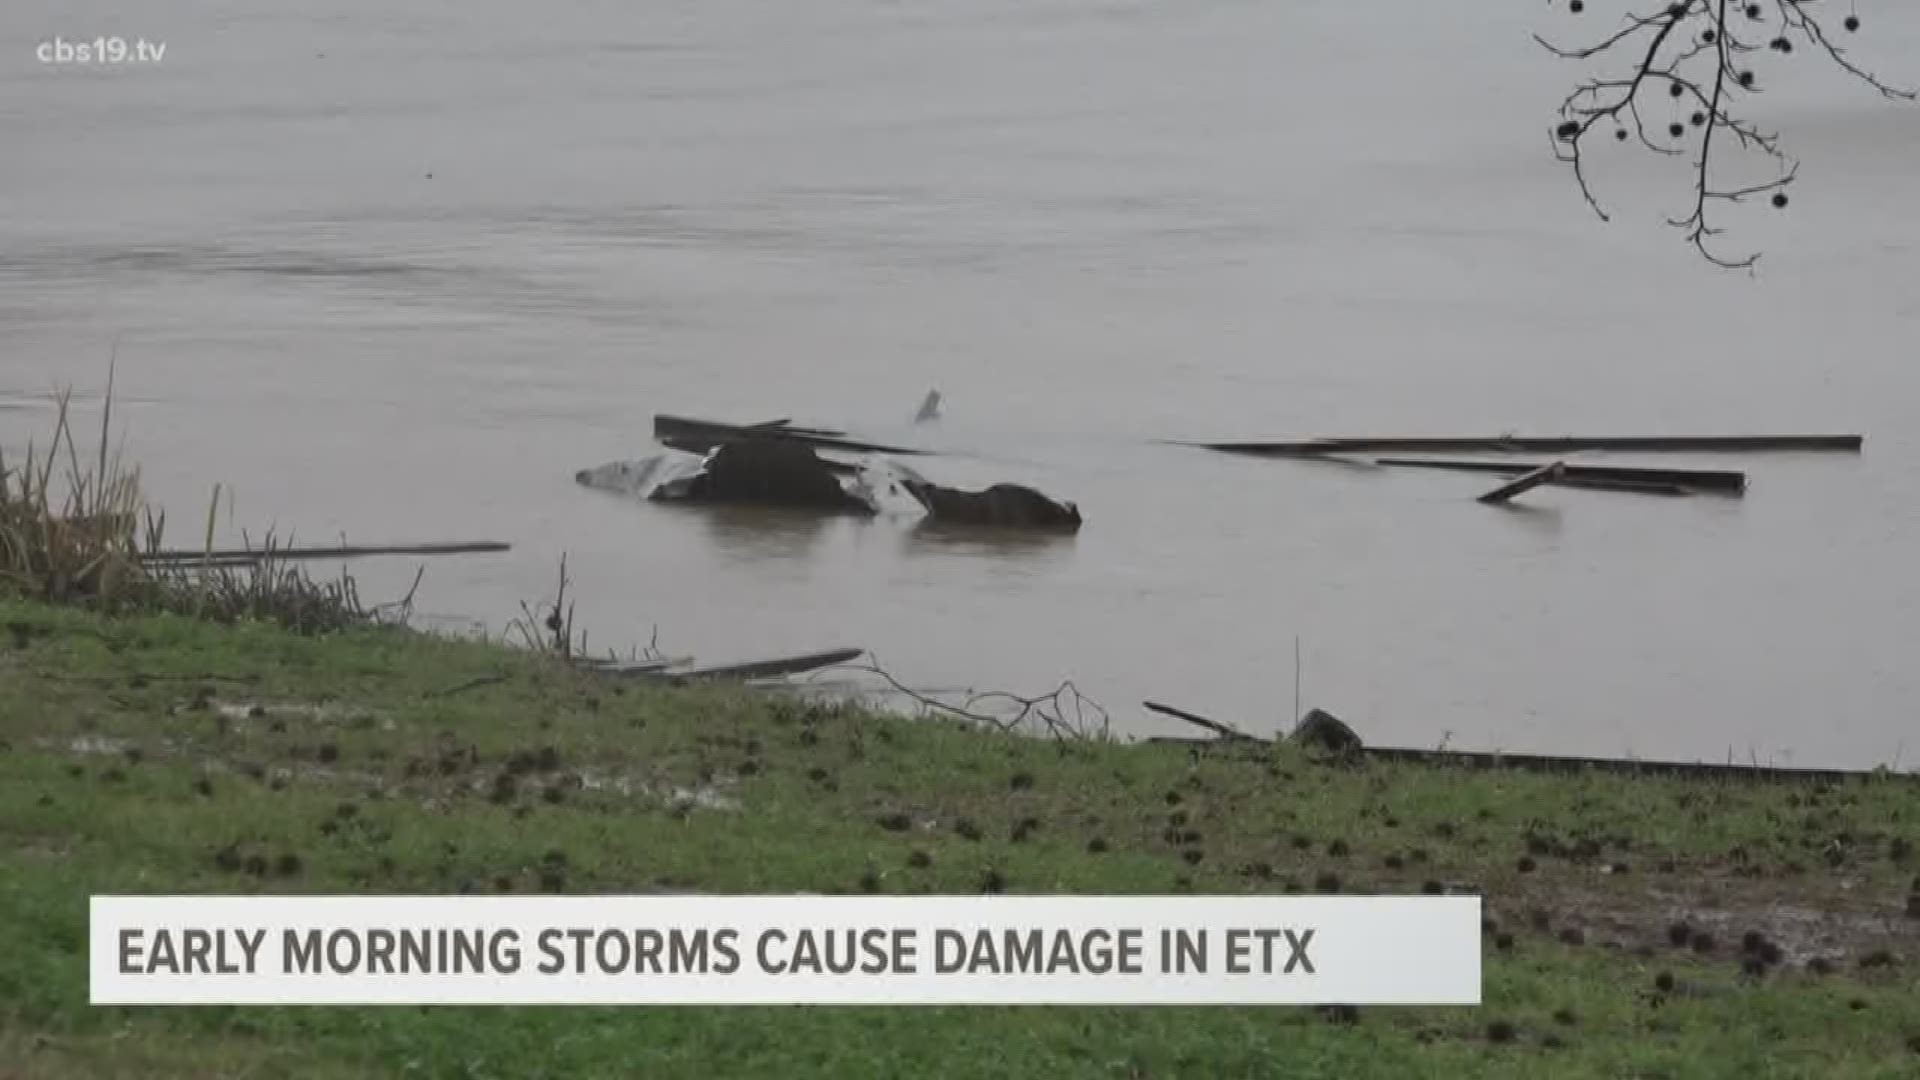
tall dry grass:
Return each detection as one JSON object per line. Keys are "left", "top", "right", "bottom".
{"left": 1, "top": 382, "right": 402, "bottom": 631}
{"left": 0, "top": 387, "right": 149, "bottom": 604}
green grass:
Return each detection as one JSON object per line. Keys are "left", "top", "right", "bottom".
{"left": 2, "top": 599, "right": 1918, "bottom": 1078}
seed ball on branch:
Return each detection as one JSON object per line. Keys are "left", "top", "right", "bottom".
{"left": 1702, "top": 28, "right": 1718, "bottom": 43}
{"left": 1770, "top": 37, "right": 1792, "bottom": 53}
{"left": 1771, "top": 192, "right": 1789, "bottom": 209}
{"left": 1668, "top": 122, "right": 1685, "bottom": 138}
{"left": 1615, "top": 128, "right": 1629, "bottom": 141}
{"left": 1556, "top": 120, "right": 1581, "bottom": 140}
{"left": 1744, "top": 4, "right": 1761, "bottom": 19}
{"left": 1738, "top": 70, "right": 1756, "bottom": 88}
{"left": 1690, "top": 111, "right": 1706, "bottom": 127}
{"left": 1844, "top": 16, "right": 1860, "bottom": 33}
{"left": 1569, "top": 0, "right": 1585, "bottom": 12}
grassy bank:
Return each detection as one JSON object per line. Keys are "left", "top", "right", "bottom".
{"left": 1, "top": 599, "right": 1918, "bottom": 1078}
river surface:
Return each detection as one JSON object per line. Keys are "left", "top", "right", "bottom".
{"left": 5, "top": 1, "right": 1919, "bottom": 767}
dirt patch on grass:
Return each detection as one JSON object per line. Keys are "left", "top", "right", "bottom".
{"left": 1496, "top": 874, "right": 1918, "bottom": 973}
{"left": 208, "top": 698, "right": 391, "bottom": 731}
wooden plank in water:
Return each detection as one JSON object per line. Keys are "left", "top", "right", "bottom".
{"left": 1552, "top": 477, "right": 1692, "bottom": 497}
{"left": 746, "top": 418, "right": 847, "bottom": 438}
{"left": 144, "top": 556, "right": 271, "bottom": 571}
{"left": 673, "top": 647, "right": 866, "bottom": 682}
{"left": 659, "top": 436, "right": 863, "bottom": 475}
{"left": 1187, "top": 434, "right": 1863, "bottom": 455}
{"left": 1354, "top": 746, "right": 1904, "bottom": 784}
{"left": 576, "top": 657, "right": 694, "bottom": 677}
{"left": 1375, "top": 457, "right": 1745, "bottom": 494}
{"left": 654, "top": 415, "right": 928, "bottom": 456}
{"left": 1477, "top": 461, "right": 1565, "bottom": 504}
{"left": 1143, "top": 736, "right": 1906, "bottom": 784}
{"left": 141, "top": 541, "right": 510, "bottom": 563}
{"left": 656, "top": 415, "right": 836, "bottom": 448}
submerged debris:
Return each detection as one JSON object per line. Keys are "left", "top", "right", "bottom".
{"left": 1477, "top": 461, "right": 1567, "bottom": 505}
{"left": 897, "top": 475, "right": 1082, "bottom": 532}
{"left": 653, "top": 414, "right": 927, "bottom": 457}
{"left": 914, "top": 390, "right": 942, "bottom": 424}
{"left": 1182, "top": 434, "right": 1865, "bottom": 455}
{"left": 1375, "top": 457, "right": 1746, "bottom": 495}
{"left": 651, "top": 441, "right": 878, "bottom": 515}
{"left": 574, "top": 454, "right": 705, "bottom": 499}
{"left": 1175, "top": 430, "right": 1862, "bottom": 510}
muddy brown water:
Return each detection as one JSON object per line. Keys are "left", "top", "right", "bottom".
{"left": 4, "top": 1, "right": 1920, "bottom": 768}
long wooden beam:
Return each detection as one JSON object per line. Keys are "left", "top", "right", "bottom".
{"left": 1374, "top": 457, "right": 1746, "bottom": 494}
{"left": 1182, "top": 434, "right": 1863, "bottom": 455}
{"left": 141, "top": 541, "right": 510, "bottom": 563}
{"left": 654, "top": 415, "right": 930, "bottom": 457}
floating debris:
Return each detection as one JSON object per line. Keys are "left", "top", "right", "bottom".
{"left": 647, "top": 441, "right": 879, "bottom": 515}
{"left": 1374, "top": 457, "right": 1747, "bottom": 495}
{"left": 1477, "top": 461, "right": 1567, "bottom": 505}
{"left": 653, "top": 413, "right": 930, "bottom": 457}
{"left": 897, "top": 475, "right": 1081, "bottom": 532}
{"left": 1179, "top": 434, "right": 1865, "bottom": 456}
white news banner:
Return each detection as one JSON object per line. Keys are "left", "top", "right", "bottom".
{"left": 92, "top": 894, "right": 1482, "bottom": 1005}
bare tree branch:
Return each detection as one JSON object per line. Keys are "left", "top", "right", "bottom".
{"left": 812, "top": 658, "right": 1112, "bottom": 743}
{"left": 1542, "top": 0, "right": 1914, "bottom": 268}
{"left": 1773, "top": 0, "right": 1916, "bottom": 100}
